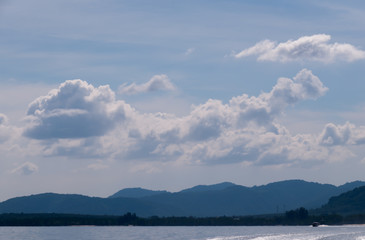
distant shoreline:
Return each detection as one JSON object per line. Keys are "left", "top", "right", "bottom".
{"left": 1, "top": 212, "right": 365, "bottom": 227}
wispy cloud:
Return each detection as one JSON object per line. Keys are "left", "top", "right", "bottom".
{"left": 235, "top": 34, "right": 365, "bottom": 63}
{"left": 11, "top": 162, "right": 39, "bottom": 175}
{"left": 119, "top": 74, "right": 175, "bottom": 95}
{"left": 87, "top": 162, "right": 109, "bottom": 170}
{"left": 184, "top": 48, "right": 195, "bottom": 56}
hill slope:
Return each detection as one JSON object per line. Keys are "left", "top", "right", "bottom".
{"left": 318, "top": 186, "right": 365, "bottom": 215}
{"left": 0, "top": 180, "right": 364, "bottom": 217}
{"left": 108, "top": 188, "right": 168, "bottom": 199}
{"left": 137, "top": 180, "right": 365, "bottom": 216}
{"left": 178, "top": 182, "right": 236, "bottom": 193}
{"left": 0, "top": 193, "right": 176, "bottom": 216}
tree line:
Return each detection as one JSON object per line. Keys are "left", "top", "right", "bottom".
{"left": 0, "top": 208, "right": 364, "bottom": 226}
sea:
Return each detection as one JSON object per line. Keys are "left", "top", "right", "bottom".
{"left": 1, "top": 225, "right": 365, "bottom": 240}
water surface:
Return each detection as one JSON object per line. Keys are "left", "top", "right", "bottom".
{"left": 1, "top": 225, "right": 365, "bottom": 240}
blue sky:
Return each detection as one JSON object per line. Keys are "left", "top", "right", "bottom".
{"left": 1, "top": 0, "right": 365, "bottom": 201}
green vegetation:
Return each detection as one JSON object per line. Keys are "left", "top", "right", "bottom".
{"left": 0, "top": 209, "right": 364, "bottom": 226}
{"left": 319, "top": 186, "right": 365, "bottom": 215}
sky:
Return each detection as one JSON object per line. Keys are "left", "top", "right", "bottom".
{"left": 1, "top": 0, "right": 365, "bottom": 201}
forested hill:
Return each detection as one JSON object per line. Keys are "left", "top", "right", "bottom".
{"left": 318, "top": 185, "right": 365, "bottom": 215}
{"left": 108, "top": 188, "right": 168, "bottom": 199}
{"left": 0, "top": 180, "right": 364, "bottom": 217}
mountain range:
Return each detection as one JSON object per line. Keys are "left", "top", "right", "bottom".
{"left": 0, "top": 180, "right": 364, "bottom": 217}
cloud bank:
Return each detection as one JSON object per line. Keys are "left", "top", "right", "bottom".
{"left": 235, "top": 34, "right": 365, "bottom": 63}
{"left": 24, "top": 79, "right": 132, "bottom": 139}
{"left": 119, "top": 74, "right": 175, "bottom": 95}
{"left": 22, "top": 69, "right": 363, "bottom": 168}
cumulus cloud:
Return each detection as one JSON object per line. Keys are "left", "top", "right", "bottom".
{"left": 319, "top": 122, "right": 353, "bottom": 146}
{"left": 0, "top": 114, "right": 8, "bottom": 125}
{"left": 83, "top": 69, "right": 331, "bottom": 165}
{"left": 23, "top": 79, "right": 133, "bottom": 139}
{"left": 25, "top": 69, "right": 363, "bottom": 167}
{"left": 223, "top": 68, "right": 328, "bottom": 133}
{"left": 11, "top": 162, "right": 39, "bottom": 175}
{"left": 119, "top": 74, "right": 175, "bottom": 95}
{"left": 235, "top": 34, "right": 365, "bottom": 63}
{"left": 352, "top": 127, "right": 365, "bottom": 145}
{"left": 319, "top": 122, "right": 365, "bottom": 146}
{"left": 123, "top": 69, "right": 335, "bottom": 166}
{"left": 0, "top": 113, "right": 16, "bottom": 143}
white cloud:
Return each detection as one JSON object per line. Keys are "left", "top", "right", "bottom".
{"left": 235, "top": 34, "right": 365, "bottom": 63}
{"left": 319, "top": 122, "right": 353, "bottom": 146}
{"left": 226, "top": 69, "right": 328, "bottom": 131}
{"left": 23, "top": 79, "right": 133, "bottom": 139}
{"left": 119, "top": 69, "right": 349, "bottom": 166}
{"left": 119, "top": 74, "right": 175, "bottom": 95}
{"left": 0, "top": 113, "right": 17, "bottom": 144}
{"left": 43, "top": 69, "right": 334, "bottom": 166}
{"left": 0, "top": 114, "right": 8, "bottom": 125}
{"left": 185, "top": 48, "right": 195, "bottom": 56}
{"left": 318, "top": 122, "right": 365, "bottom": 147}
{"left": 19, "top": 69, "right": 365, "bottom": 167}
{"left": 11, "top": 162, "right": 39, "bottom": 175}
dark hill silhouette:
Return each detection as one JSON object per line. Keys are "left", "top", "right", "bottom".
{"left": 108, "top": 188, "right": 168, "bottom": 199}
{"left": 0, "top": 193, "right": 176, "bottom": 216}
{"left": 251, "top": 180, "right": 337, "bottom": 209}
{"left": 178, "top": 182, "right": 236, "bottom": 193}
{"left": 0, "top": 180, "right": 364, "bottom": 217}
{"left": 318, "top": 185, "right": 365, "bottom": 215}
{"left": 137, "top": 180, "right": 365, "bottom": 216}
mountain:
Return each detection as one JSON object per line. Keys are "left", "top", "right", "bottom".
{"left": 337, "top": 181, "right": 365, "bottom": 192}
{"left": 137, "top": 180, "right": 365, "bottom": 216}
{"left": 251, "top": 180, "right": 342, "bottom": 209}
{"left": 108, "top": 188, "right": 168, "bottom": 198}
{"left": 178, "top": 182, "right": 236, "bottom": 193}
{"left": 0, "top": 193, "right": 176, "bottom": 216}
{"left": 0, "top": 180, "right": 364, "bottom": 217}
{"left": 317, "top": 186, "right": 365, "bottom": 215}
